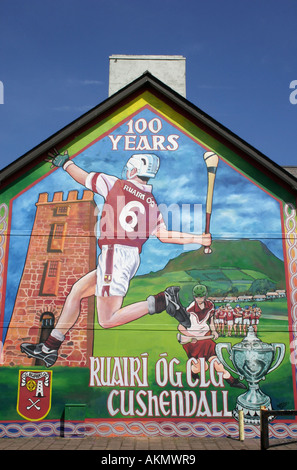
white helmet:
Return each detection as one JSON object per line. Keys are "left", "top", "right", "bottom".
{"left": 122, "top": 154, "right": 160, "bottom": 180}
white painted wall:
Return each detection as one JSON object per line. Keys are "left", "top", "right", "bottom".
{"left": 108, "top": 55, "right": 186, "bottom": 97}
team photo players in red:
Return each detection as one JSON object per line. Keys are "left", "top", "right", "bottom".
{"left": 21, "top": 151, "right": 211, "bottom": 367}
{"left": 233, "top": 304, "right": 243, "bottom": 336}
{"left": 225, "top": 304, "right": 234, "bottom": 337}
{"left": 217, "top": 305, "right": 227, "bottom": 336}
{"left": 242, "top": 305, "right": 252, "bottom": 335}
{"left": 251, "top": 304, "right": 262, "bottom": 334}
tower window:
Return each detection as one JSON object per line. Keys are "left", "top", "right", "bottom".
{"left": 55, "top": 205, "right": 70, "bottom": 216}
{"left": 40, "top": 260, "right": 61, "bottom": 296}
{"left": 48, "top": 222, "right": 67, "bottom": 252}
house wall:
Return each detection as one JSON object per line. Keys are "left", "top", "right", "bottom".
{"left": 0, "top": 90, "right": 296, "bottom": 439}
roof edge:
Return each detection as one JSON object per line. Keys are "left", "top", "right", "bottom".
{"left": 1, "top": 71, "right": 297, "bottom": 192}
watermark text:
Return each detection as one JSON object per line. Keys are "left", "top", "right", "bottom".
{"left": 0, "top": 81, "right": 3, "bottom": 104}
{"left": 289, "top": 80, "right": 297, "bottom": 104}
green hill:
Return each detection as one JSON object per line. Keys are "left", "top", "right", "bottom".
{"left": 159, "top": 240, "right": 284, "bottom": 278}
{"left": 132, "top": 240, "right": 285, "bottom": 301}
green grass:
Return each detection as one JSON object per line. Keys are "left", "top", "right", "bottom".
{"left": 241, "top": 269, "right": 270, "bottom": 280}
{"left": 222, "top": 268, "right": 253, "bottom": 281}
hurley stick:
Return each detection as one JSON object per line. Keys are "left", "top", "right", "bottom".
{"left": 203, "top": 152, "right": 219, "bottom": 254}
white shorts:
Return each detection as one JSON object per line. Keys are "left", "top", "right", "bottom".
{"left": 96, "top": 244, "right": 140, "bottom": 297}
{"left": 235, "top": 318, "right": 242, "bottom": 324}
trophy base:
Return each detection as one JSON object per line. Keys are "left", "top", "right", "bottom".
{"left": 233, "top": 390, "right": 273, "bottom": 424}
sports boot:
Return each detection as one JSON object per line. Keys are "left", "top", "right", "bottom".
{"left": 164, "top": 286, "right": 191, "bottom": 328}
{"left": 20, "top": 342, "right": 58, "bottom": 368}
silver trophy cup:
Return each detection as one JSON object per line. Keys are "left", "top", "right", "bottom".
{"left": 216, "top": 326, "right": 285, "bottom": 424}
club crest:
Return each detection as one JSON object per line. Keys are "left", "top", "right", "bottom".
{"left": 17, "top": 370, "right": 52, "bottom": 421}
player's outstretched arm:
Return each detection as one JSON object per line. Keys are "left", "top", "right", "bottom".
{"left": 47, "top": 149, "right": 88, "bottom": 186}
{"left": 156, "top": 227, "right": 211, "bottom": 247}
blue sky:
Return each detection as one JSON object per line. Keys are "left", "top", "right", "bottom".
{"left": 0, "top": 0, "right": 297, "bottom": 171}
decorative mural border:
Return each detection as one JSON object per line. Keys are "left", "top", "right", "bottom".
{"left": 284, "top": 203, "right": 297, "bottom": 323}
{"left": 1, "top": 419, "right": 297, "bottom": 440}
{"left": 0, "top": 204, "right": 8, "bottom": 306}
{"left": 284, "top": 203, "right": 297, "bottom": 378}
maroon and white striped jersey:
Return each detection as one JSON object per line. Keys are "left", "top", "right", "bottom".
{"left": 85, "top": 172, "right": 165, "bottom": 252}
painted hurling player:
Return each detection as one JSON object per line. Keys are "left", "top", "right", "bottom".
{"left": 177, "top": 284, "right": 245, "bottom": 389}
{"left": 21, "top": 151, "right": 211, "bottom": 367}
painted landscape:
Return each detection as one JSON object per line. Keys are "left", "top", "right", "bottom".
{"left": 126, "top": 239, "right": 286, "bottom": 309}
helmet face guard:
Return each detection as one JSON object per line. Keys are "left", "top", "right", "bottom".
{"left": 193, "top": 284, "right": 208, "bottom": 298}
{"left": 122, "top": 154, "right": 160, "bottom": 180}
{"left": 121, "top": 162, "right": 134, "bottom": 180}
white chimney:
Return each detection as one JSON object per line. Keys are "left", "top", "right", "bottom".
{"left": 108, "top": 55, "right": 186, "bottom": 97}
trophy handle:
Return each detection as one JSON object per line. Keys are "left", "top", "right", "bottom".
{"left": 267, "top": 343, "right": 286, "bottom": 375}
{"left": 215, "top": 343, "right": 239, "bottom": 377}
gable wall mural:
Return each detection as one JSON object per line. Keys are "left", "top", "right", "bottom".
{"left": 0, "top": 90, "right": 297, "bottom": 438}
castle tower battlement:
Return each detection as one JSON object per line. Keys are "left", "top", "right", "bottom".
{"left": 36, "top": 190, "right": 94, "bottom": 205}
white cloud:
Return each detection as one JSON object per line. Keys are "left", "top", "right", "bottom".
{"left": 155, "top": 173, "right": 203, "bottom": 204}
{"left": 66, "top": 78, "right": 104, "bottom": 86}
{"left": 51, "top": 104, "right": 93, "bottom": 112}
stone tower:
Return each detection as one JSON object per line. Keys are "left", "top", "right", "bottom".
{"left": 3, "top": 190, "right": 97, "bottom": 367}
